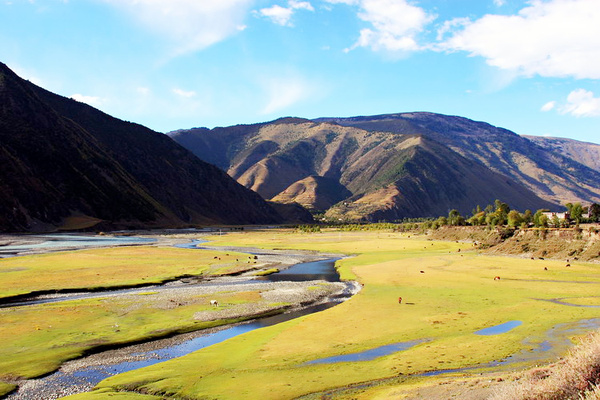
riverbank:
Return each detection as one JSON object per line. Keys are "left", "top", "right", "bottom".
{"left": 6, "top": 280, "right": 358, "bottom": 400}
{"left": 0, "top": 232, "right": 357, "bottom": 398}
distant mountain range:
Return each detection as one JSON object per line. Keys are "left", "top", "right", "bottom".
{"left": 170, "top": 114, "right": 600, "bottom": 222}
{"left": 0, "top": 62, "right": 288, "bottom": 232}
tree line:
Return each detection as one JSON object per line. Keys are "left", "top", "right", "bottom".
{"left": 424, "top": 200, "right": 600, "bottom": 230}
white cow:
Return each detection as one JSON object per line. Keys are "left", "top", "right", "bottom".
{"left": 210, "top": 299, "right": 218, "bottom": 307}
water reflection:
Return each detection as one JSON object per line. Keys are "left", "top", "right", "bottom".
{"left": 475, "top": 320, "right": 522, "bottom": 336}
{"left": 305, "top": 339, "right": 427, "bottom": 365}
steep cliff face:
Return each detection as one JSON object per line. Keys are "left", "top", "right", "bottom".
{"left": 171, "top": 116, "right": 558, "bottom": 222}
{"left": 0, "top": 62, "right": 282, "bottom": 232}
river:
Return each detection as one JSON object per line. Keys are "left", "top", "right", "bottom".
{"left": 4, "top": 235, "right": 355, "bottom": 399}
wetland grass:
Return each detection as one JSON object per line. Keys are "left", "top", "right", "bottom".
{"left": 70, "top": 230, "right": 600, "bottom": 399}
{"left": 0, "top": 289, "right": 272, "bottom": 381}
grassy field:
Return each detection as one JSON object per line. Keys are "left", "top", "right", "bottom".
{"left": 0, "top": 246, "right": 254, "bottom": 299}
{"left": 0, "top": 287, "right": 272, "bottom": 381}
{"left": 0, "top": 245, "right": 275, "bottom": 391}
{"left": 65, "top": 230, "right": 600, "bottom": 400}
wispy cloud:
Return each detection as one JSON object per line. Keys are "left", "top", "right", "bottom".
{"left": 71, "top": 93, "right": 103, "bottom": 106}
{"left": 260, "top": 75, "right": 315, "bottom": 115}
{"left": 437, "top": 0, "right": 600, "bottom": 79}
{"left": 560, "top": 89, "right": 600, "bottom": 117}
{"left": 172, "top": 88, "right": 197, "bottom": 98}
{"left": 541, "top": 101, "right": 556, "bottom": 112}
{"left": 541, "top": 90, "right": 600, "bottom": 117}
{"left": 257, "top": 0, "right": 314, "bottom": 27}
{"left": 101, "top": 0, "right": 253, "bottom": 56}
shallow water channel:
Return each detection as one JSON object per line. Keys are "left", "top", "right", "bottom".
{"left": 5, "top": 239, "right": 350, "bottom": 399}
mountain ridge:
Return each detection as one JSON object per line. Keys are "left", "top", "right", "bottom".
{"left": 169, "top": 115, "right": 565, "bottom": 222}
{"left": 0, "top": 62, "right": 284, "bottom": 232}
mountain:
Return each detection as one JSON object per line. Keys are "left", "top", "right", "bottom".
{"left": 0, "top": 62, "right": 282, "bottom": 232}
{"left": 524, "top": 135, "right": 600, "bottom": 173}
{"left": 317, "top": 113, "right": 600, "bottom": 207}
{"left": 170, "top": 117, "right": 560, "bottom": 222}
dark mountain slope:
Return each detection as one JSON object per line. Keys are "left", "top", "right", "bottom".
{"left": 318, "top": 112, "right": 600, "bottom": 205}
{"left": 0, "top": 62, "right": 281, "bottom": 232}
{"left": 170, "top": 119, "right": 557, "bottom": 221}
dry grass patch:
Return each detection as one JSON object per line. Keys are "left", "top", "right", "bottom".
{"left": 491, "top": 330, "right": 600, "bottom": 400}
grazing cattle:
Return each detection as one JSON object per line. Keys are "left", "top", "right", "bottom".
{"left": 398, "top": 297, "right": 403, "bottom": 304}
{"left": 566, "top": 263, "right": 571, "bottom": 267}
{"left": 494, "top": 276, "right": 501, "bottom": 281}
{"left": 210, "top": 300, "right": 218, "bottom": 307}
{"left": 544, "top": 267, "right": 548, "bottom": 271}
{"left": 420, "top": 270, "right": 425, "bottom": 274}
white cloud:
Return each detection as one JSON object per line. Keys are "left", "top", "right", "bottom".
{"left": 260, "top": 76, "right": 314, "bottom": 115}
{"left": 257, "top": 0, "right": 314, "bottom": 27}
{"left": 438, "top": 0, "right": 600, "bottom": 79}
{"left": 493, "top": 0, "right": 506, "bottom": 6}
{"left": 71, "top": 93, "right": 103, "bottom": 106}
{"left": 289, "top": 0, "right": 314, "bottom": 11}
{"left": 541, "top": 101, "right": 556, "bottom": 112}
{"left": 172, "top": 88, "right": 196, "bottom": 98}
{"left": 258, "top": 5, "right": 294, "bottom": 26}
{"left": 328, "top": 0, "right": 435, "bottom": 54}
{"left": 560, "top": 89, "right": 600, "bottom": 117}
{"left": 101, "top": 0, "right": 253, "bottom": 56}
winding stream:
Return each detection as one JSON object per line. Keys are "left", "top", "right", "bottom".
{"left": 5, "top": 238, "right": 353, "bottom": 399}
{"left": 4, "top": 234, "right": 600, "bottom": 399}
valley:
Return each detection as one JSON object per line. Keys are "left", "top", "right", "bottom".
{"left": 2, "top": 227, "right": 600, "bottom": 399}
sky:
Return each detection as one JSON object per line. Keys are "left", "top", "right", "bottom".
{"left": 1, "top": 0, "right": 599, "bottom": 144}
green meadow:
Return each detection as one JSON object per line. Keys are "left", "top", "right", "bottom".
{"left": 63, "top": 230, "right": 600, "bottom": 400}
{"left": 0, "top": 245, "right": 266, "bottom": 394}
{"left": 0, "top": 246, "right": 253, "bottom": 299}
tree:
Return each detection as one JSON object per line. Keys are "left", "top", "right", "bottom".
{"left": 589, "top": 203, "right": 600, "bottom": 222}
{"left": 570, "top": 202, "right": 583, "bottom": 225}
{"left": 534, "top": 209, "right": 549, "bottom": 228}
{"left": 468, "top": 211, "right": 486, "bottom": 226}
{"left": 523, "top": 209, "right": 533, "bottom": 226}
{"left": 507, "top": 210, "right": 523, "bottom": 228}
{"left": 448, "top": 209, "right": 465, "bottom": 226}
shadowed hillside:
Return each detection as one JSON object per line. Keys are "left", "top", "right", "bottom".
{"left": 0, "top": 62, "right": 282, "bottom": 232}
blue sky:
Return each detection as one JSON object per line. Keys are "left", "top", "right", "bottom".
{"left": 1, "top": 0, "right": 599, "bottom": 144}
